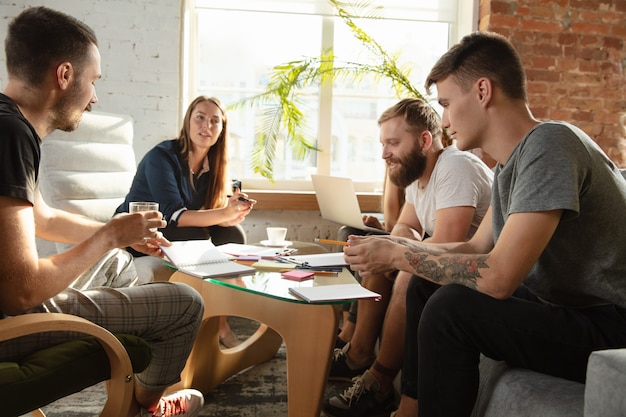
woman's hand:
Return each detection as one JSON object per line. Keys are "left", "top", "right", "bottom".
{"left": 362, "top": 214, "right": 384, "bottom": 230}
{"left": 130, "top": 232, "right": 172, "bottom": 257}
{"left": 221, "top": 192, "right": 256, "bottom": 225}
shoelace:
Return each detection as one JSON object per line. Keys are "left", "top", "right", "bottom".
{"left": 332, "top": 348, "right": 345, "bottom": 362}
{"left": 156, "top": 396, "right": 187, "bottom": 416}
{"left": 339, "top": 375, "right": 367, "bottom": 406}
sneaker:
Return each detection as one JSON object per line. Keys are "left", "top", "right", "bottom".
{"left": 324, "top": 370, "right": 395, "bottom": 417}
{"left": 139, "top": 389, "right": 204, "bottom": 417}
{"left": 335, "top": 336, "right": 348, "bottom": 349}
{"left": 328, "top": 343, "right": 374, "bottom": 382}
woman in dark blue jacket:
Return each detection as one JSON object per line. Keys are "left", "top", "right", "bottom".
{"left": 116, "top": 96, "right": 254, "bottom": 347}
{"left": 116, "top": 96, "right": 254, "bottom": 241}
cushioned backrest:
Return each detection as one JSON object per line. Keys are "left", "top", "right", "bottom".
{"left": 39, "top": 111, "right": 136, "bottom": 223}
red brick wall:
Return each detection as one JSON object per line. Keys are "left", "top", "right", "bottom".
{"left": 479, "top": 0, "right": 626, "bottom": 167}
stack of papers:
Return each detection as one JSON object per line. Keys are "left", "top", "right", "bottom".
{"left": 251, "top": 259, "right": 297, "bottom": 271}
{"left": 278, "top": 252, "right": 347, "bottom": 268}
{"left": 289, "top": 284, "right": 381, "bottom": 303}
{"left": 216, "top": 243, "right": 296, "bottom": 258}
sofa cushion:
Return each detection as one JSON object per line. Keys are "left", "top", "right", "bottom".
{"left": 584, "top": 348, "right": 626, "bottom": 417}
{"left": 472, "top": 357, "right": 584, "bottom": 417}
{"left": 37, "top": 111, "right": 136, "bottom": 256}
{"left": 39, "top": 111, "right": 136, "bottom": 223}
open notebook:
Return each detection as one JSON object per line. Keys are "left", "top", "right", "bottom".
{"left": 311, "top": 174, "right": 389, "bottom": 235}
{"left": 160, "top": 240, "right": 256, "bottom": 278}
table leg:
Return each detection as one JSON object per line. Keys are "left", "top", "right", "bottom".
{"left": 168, "top": 271, "right": 339, "bottom": 417}
{"left": 168, "top": 273, "right": 283, "bottom": 393}
{"left": 280, "top": 302, "right": 338, "bottom": 417}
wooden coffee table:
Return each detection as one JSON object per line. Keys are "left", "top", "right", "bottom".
{"left": 167, "top": 265, "right": 356, "bottom": 417}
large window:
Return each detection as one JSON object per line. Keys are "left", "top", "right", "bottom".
{"left": 182, "top": 0, "right": 476, "bottom": 191}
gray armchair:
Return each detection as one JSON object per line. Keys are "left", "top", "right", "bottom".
{"left": 472, "top": 348, "right": 626, "bottom": 417}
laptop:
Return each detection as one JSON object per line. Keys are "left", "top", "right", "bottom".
{"left": 311, "top": 174, "right": 389, "bottom": 235}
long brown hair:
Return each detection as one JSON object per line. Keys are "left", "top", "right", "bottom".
{"left": 176, "top": 96, "right": 229, "bottom": 209}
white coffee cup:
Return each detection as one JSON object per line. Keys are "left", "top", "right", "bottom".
{"left": 266, "top": 227, "right": 287, "bottom": 244}
{"left": 129, "top": 202, "right": 159, "bottom": 213}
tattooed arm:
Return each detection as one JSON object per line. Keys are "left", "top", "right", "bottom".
{"left": 346, "top": 209, "right": 562, "bottom": 299}
{"left": 404, "top": 252, "right": 489, "bottom": 290}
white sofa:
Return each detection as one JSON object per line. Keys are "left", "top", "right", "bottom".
{"left": 37, "top": 111, "right": 172, "bottom": 283}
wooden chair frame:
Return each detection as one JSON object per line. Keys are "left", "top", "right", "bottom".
{"left": 0, "top": 313, "right": 135, "bottom": 417}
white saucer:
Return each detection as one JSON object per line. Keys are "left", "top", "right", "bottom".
{"left": 260, "top": 240, "right": 293, "bottom": 247}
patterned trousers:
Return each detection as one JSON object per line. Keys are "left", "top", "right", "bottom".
{"left": 0, "top": 249, "right": 204, "bottom": 390}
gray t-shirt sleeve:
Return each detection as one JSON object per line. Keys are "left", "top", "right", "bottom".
{"left": 505, "top": 123, "right": 590, "bottom": 220}
{"left": 493, "top": 121, "right": 626, "bottom": 308}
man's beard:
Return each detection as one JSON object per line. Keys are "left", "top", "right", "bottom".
{"left": 50, "top": 82, "right": 87, "bottom": 132}
{"left": 388, "top": 145, "right": 427, "bottom": 188}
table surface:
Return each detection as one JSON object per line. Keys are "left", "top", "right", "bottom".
{"left": 168, "top": 243, "right": 352, "bottom": 416}
{"left": 203, "top": 267, "right": 357, "bottom": 305}
{"left": 200, "top": 240, "right": 356, "bottom": 305}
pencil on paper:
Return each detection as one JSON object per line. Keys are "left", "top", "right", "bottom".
{"left": 314, "top": 238, "right": 349, "bottom": 246}
{"left": 313, "top": 271, "right": 339, "bottom": 276}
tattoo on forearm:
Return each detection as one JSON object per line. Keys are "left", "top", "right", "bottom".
{"left": 405, "top": 252, "right": 489, "bottom": 289}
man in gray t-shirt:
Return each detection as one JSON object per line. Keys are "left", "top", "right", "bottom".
{"left": 493, "top": 121, "right": 626, "bottom": 308}
{"left": 343, "top": 32, "right": 626, "bottom": 417}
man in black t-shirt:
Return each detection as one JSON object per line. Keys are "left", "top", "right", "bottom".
{"left": 0, "top": 7, "right": 205, "bottom": 417}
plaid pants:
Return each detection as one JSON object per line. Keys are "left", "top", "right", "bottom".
{"left": 0, "top": 249, "right": 204, "bottom": 390}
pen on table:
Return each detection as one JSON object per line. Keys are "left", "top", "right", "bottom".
{"left": 297, "top": 265, "right": 343, "bottom": 272}
{"left": 313, "top": 271, "right": 339, "bottom": 276}
{"left": 277, "top": 257, "right": 307, "bottom": 266}
{"left": 314, "top": 238, "right": 349, "bottom": 246}
{"left": 226, "top": 195, "right": 250, "bottom": 202}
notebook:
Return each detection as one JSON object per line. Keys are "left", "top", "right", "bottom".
{"left": 216, "top": 243, "right": 296, "bottom": 258}
{"left": 278, "top": 252, "right": 347, "bottom": 268}
{"left": 311, "top": 174, "right": 389, "bottom": 235}
{"left": 160, "top": 240, "right": 256, "bottom": 279}
{"left": 289, "top": 283, "right": 382, "bottom": 303}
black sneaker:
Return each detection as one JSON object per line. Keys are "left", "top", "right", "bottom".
{"left": 324, "top": 370, "right": 395, "bottom": 417}
{"left": 328, "top": 343, "right": 373, "bottom": 382}
{"left": 335, "top": 336, "right": 348, "bottom": 349}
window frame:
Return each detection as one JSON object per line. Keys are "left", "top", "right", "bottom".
{"left": 180, "top": 0, "right": 478, "bottom": 194}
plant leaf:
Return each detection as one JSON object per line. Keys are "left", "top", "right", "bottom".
{"left": 230, "top": 0, "right": 432, "bottom": 180}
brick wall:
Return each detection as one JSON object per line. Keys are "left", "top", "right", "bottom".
{"left": 479, "top": 0, "right": 626, "bottom": 167}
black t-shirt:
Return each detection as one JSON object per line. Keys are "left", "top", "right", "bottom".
{"left": 0, "top": 93, "right": 41, "bottom": 204}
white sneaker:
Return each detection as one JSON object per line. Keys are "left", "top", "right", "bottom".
{"left": 139, "top": 389, "right": 204, "bottom": 417}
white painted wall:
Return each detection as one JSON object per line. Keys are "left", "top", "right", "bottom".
{"left": 0, "top": 0, "right": 352, "bottom": 244}
{"left": 0, "top": 0, "right": 181, "bottom": 162}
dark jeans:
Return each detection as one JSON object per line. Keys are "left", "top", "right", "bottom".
{"left": 403, "top": 278, "right": 626, "bottom": 417}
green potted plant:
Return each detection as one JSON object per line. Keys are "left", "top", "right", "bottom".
{"left": 231, "top": 0, "right": 430, "bottom": 181}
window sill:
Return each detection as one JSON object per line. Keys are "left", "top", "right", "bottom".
{"left": 246, "top": 190, "right": 382, "bottom": 212}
